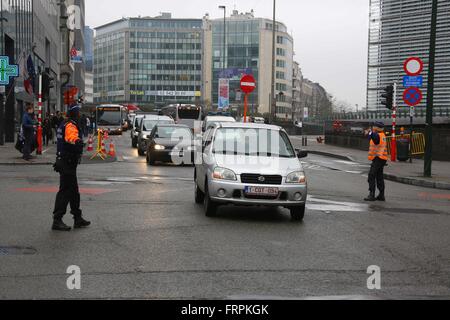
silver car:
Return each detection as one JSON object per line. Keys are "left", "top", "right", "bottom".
{"left": 137, "top": 115, "right": 175, "bottom": 156}
{"left": 194, "top": 123, "right": 308, "bottom": 221}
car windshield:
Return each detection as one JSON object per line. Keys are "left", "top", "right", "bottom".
{"left": 156, "top": 127, "right": 192, "bottom": 140}
{"left": 142, "top": 120, "right": 172, "bottom": 132}
{"left": 212, "top": 128, "right": 296, "bottom": 158}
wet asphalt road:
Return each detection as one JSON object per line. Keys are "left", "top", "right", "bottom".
{"left": 0, "top": 134, "right": 449, "bottom": 299}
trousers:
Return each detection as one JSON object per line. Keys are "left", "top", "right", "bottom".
{"left": 53, "top": 169, "right": 82, "bottom": 220}
{"left": 368, "top": 157, "right": 387, "bottom": 195}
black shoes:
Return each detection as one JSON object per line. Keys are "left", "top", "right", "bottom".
{"left": 52, "top": 217, "right": 91, "bottom": 231}
{"left": 364, "top": 193, "right": 386, "bottom": 202}
{"left": 52, "top": 219, "right": 72, "bottom": 232}
{"left": 74, "top": 217, "right": 91, "bottom": 229}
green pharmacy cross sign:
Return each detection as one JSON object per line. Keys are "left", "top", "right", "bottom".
{"left": 0, "top": 56, "right": 19, "bottom": 86}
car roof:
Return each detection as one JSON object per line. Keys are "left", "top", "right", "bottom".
{"left": 205, "top": 116, "right": 236, "bottom": 122}
{"left": 142, "top": 115, "right": 173, "bottom": 120}
{"left": 214, "top": 122, "right": 282, "bottom": 131}
{"left": 156, "top": 124, "right": 190, "bottom": 128}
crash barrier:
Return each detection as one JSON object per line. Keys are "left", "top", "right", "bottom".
{"left": 385, "top": 133, "right": 425, "bottom": 156}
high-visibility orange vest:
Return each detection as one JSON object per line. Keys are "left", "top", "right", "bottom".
{"left": 368, "top": 132, "right": 388, "bottom": 161}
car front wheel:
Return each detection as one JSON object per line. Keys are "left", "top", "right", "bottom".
{"left": 194, "top": 174, "right": 204, "bottom": 204}
{"left": 290, "top": 205, "right": 306, "bottom": 222}
{"left": 147, "top": 152, "right": 155, "bottom": 165}
{"left": 204, "top": 182, "right": 217, "bottom": 217}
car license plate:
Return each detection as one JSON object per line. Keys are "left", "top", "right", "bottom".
{"left": 245, "top": 186, "right": 279, "bottom": 196}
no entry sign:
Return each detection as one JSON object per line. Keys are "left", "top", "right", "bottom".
{"left": 403, "top": 87, "right": 423, "bottom": 106}
{"left": 404, "top": 57, "right": 424, "bottom": 76}
{"left": 240, "top": 74, "right": 256, "bottom": 94}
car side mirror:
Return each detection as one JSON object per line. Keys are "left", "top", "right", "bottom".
{"left": 296, "top": 149, "right": 308, "bottom": 159}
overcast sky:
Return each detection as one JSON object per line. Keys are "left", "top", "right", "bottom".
{"left": 86, "top": 0, "right": 370, "bottom": 109}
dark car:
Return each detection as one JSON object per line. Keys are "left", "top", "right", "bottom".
{"left": 146, "top": 124, "right": 195, "bottom": 166}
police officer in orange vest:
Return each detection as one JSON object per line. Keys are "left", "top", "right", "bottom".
{"left": 364, "top": 122, "right": 388, "bottom": 202}
{"left": 52, "top": 105, "right": 91, "bottom": 231}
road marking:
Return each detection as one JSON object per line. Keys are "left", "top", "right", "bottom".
{"left": 307, "top": 196, "right": 369, "bottom": 212}
{"left": 14, "top": 187, "right": 118, "bottom": 195}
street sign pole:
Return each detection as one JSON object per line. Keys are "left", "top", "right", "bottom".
{"left": 37, "top": 73, "right": 43, "bottom": 155}
{"left": 410, "top": 106, "right": 415, "bottom": 164}
{"left": 424, "top": 0, "right": 438, "bottom": 178}
{"left": 391, "top": 82, "right": 398, "bottom": 162}
{"left": 244, "top": 93, "right": 248, "bottom": 123}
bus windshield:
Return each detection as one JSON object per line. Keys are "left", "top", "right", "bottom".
{"left": 97, "top": 107, "right": 122, "bottom": 126}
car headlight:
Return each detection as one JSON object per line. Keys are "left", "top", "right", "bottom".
{"left": 154, "top": 145, "right": 165, "bottom": 150}
{"left": 286, "top": 171, "right": 307, "bottom": 184}
{"left": 213, "top": 167, "right": 237, "bottom": 181}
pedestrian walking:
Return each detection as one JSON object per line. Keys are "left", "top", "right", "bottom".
{"left": 43, "top": 118, "right": 52, "bottom": 146}
{"left": 86, "top": 116, "right": 91, "bottom": 136}
{"left": 52, "top": 105, "right": 91, "bottom": 231}
{"left": 80, "top": 114, "right": 87, "bottom": 138}
{"left": 21, "top": 105, "right": 37, "bottom": 161}
{"left": 364, "top": 122, "right": 388, "bottom": 202}
{"left": 51, "top": 113, "right": 59, "bottom": 144}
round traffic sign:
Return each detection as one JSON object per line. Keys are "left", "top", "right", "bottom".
{"left": 404, "top": 57, "right": 424, "bottom": 76}
{"left": 240, "top": 74, "right": 256, "bottom": 94}
{"left": 403, "top": 87, "right": 423, "bottom": 106}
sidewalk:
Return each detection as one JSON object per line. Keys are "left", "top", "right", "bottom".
{"left": 0, "top": 143, "right": 55, "bottom": 166}
{"left": 291, "top": 136, "right": 450, "bottom": 191}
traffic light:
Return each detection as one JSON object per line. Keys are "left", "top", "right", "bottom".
{"left": 42, "top": 68, "right": 55, "bottom": 102}
{"left": 381, "top": 85, "right": 394, "bottom": 110}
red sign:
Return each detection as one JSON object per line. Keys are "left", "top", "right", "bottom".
{"left": 240, "top": 74, "right": 256, "bottom": 94}
{"left": 404, "top": 57, "right": 424, "bottom": 76}
{"left": 403, "top": 87, "right": 423, "bottom": 106}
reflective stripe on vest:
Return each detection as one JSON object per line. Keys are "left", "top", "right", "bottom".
{"left": 368, "top": 132, "right": 388, "bottom": 161}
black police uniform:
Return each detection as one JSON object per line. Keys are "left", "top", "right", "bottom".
{"left": 52, "top": 119, "right": 90, "bottom": 230}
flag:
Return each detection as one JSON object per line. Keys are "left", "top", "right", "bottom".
{"left": 19, "top": 51, "right": 28, "bottom": 80}
{"left": 25, "top": 55, "right": 35, "bottom": 96}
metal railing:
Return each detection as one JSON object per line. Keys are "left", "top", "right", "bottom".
{"left": 324, "top": 107, "right": 450, "bottom": 121}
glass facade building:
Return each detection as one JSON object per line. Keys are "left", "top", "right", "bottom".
{"left": 367, "top": 0, "right": 450, "bottom": 111}
{"left": 94, "top": 15, "right": 204, "bottom": 106}
{"left": 208, "top": 11, "right": 294, "bottom": 117}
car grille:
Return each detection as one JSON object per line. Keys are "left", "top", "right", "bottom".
{"left": 240, "top": 174, "right": 283, "bottom": 185}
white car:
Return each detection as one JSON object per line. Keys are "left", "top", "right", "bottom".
{"left": 202, "top": 116, "right": 236, "bottom": 133}
{"left": 195, "top": 123, "right": 309, "bottom": 221}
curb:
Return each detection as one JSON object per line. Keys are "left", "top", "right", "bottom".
{"left": 384, "top": 174, "right": 450, "bottom": 191}
{"left": 306, "top": 150, "right": 355, "bottom": 162}
{"left": 0, "top": 162, "right": 54, "bottom": 166}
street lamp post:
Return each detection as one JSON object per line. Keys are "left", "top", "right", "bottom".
{"left": 219, "top": 6, "right": 226, "bottom": 73}
{"left": 270, "top": 0, "right": 276, "bottom": 123}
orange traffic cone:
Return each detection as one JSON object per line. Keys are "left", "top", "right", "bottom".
{"left": 108, "top": 140, "right": 116, "bottom": 157}
{"left": 101, "top": 140, "right": 107, "bottom": 156}
{"left": 87, "top": 135, "right": 94, "bottom": 152}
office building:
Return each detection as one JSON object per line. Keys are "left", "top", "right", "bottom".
{"left": 94, "top": 13, "right": 204, "bottom": 106}
{"left": 367, "top": 0, "right": 450, "bottom": 111}
{"left": 1, "top": 0, "right": 62, "bottom": 143}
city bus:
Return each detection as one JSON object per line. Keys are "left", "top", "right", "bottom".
{"left": 160, "top": 104, "right": 203, "bottom": 134}
{"left": 95, "top": 105, "right": 124, "bottom": 135}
